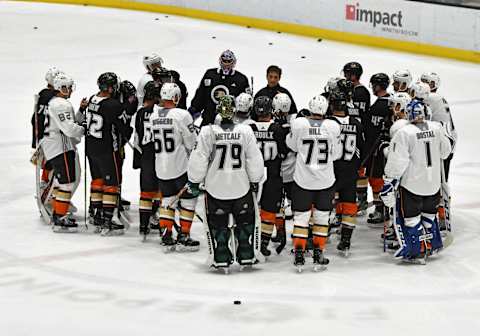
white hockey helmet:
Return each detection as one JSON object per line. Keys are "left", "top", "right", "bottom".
{"left": 392, "top": 69, "right": 412, "bottom": 92}
{"left": 235, "top": 92, "right": 253, "bottom": 115}
{"left": 408, "top": 81, "right": 430, "bottom": 100}
{"left": 272, "top": 93, "right": 292, "bottom": 114}
{"left": 160, "top": 82, "right": 181, "bottom": 103}
{"left": 324, "top": 76, "right": 344, "bottom": 93}
{"left": 53, "top": 73, "right": 75, "bottom": 97}
{"left": 143, "top": 53, "right": 164, "bottom": 72}
{"left": 420, "top": 72, "right": 441, "bottom": 91}
{"left": 308, "top": 94, "right": 329, "bottom": 116}
{"left": 45, "top": 67, "right": 64, "bottom": 86}
{"left": 389, "top": 92, "right": 411, "bottom": 117}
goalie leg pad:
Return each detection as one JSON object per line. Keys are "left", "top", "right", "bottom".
{"left": 232, "top": 192, "right": 256, "bottom": 265}
{"left": 422, "top": 213, "right": 443, "bottom": 252}
{"left": 206, "top": 200, "right": 233, "bottom": 267}
{"left": 401, "top": 216, "right": 423, "bottom": 258}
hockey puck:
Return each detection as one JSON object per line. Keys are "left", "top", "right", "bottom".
{"left": 212, "top": 36, "right": 216, "bottom": 39}
{"left": 165, "top": 15, "right": 169, "bottom": 18}
{"left": 246, "top": 25, "right": 251, "bottom": 28}
{"left": 268, "top": 42, "right": 273, "bottom": 45}
{"left": 277, "top": 31, "right": 282, "bottom": 34}
{"left": 301, "top": 56, "right": 306, "bottom": 59}
{"left": 233, "top": 300, "right": 241, "bottom": 305}
{"left": 33, "top": 26, "right": 38, "bottom": 30}
{"left": 317, "top": 38, "right": 322, "bottom": 42}
{"left": 155, "top": 18, "right": 159, "bottom": 21}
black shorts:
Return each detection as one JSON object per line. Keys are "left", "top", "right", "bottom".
{"left": 47, "top": 150, "right": 76, "bottom": 184}
{"left": 88, "top": 151, "right": 122, "bottom": 186}
{"left": 334, "top": 170, "right": 357, "bottom": 203}
{"left": 158, "top": 173, "right": 191, "bottom": 198}
{"left": 283, "top": 181, "right": 293, "bottom": 200}
{"left": 206, "top": 191, "right": 254, "bottom": 228}
{"left": 291, "top": 182, "right": 335, "bottom": 212}
{"left": 140, "top": 150, "right": 159, "bottom": 192}
{"left": 400, "top": 187, "right": 440, "bottom": 218}
{"left": 366, "top": 151, "right": 385, "bottom": 179}
{"left": 260, "top": 176, "right": 283, "bottom": 213}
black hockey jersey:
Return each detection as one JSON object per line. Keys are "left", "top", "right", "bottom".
{"left": 31, "top": 88, "right": 56, "bottom": 148}
{"left": 329, "top": 115, "right": 365, "bottom": 174}
{"left": 85, "top": 95, "right": 132, "bottom": 157}
{"left": 249, "top": 120, "right": 288, "bottom": 179}
{"left": 364, "top": 94, "right": 392, "bottom": 153}
{"left": 190, "top": 68, "right": 250, "bottom": 126}
{"left": 347, "top": 84, "right": 370, "bottom": 121}
{"left": 133, "top": 105, "right": 154, "bottom": 169}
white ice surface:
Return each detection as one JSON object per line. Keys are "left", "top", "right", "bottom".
{"left": 0, "top": 2, "right": 480, "bottom": 335}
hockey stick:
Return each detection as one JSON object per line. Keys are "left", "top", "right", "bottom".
{"left": 440, "top": 161, "right": 454, "bottom": 248}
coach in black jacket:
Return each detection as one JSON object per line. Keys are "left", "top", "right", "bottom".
{"left": 254, "top": 65, "right": 297, "bottom": 117}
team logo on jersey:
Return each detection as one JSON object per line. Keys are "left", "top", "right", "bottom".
{"left": 204, "top": 79, "right": 211, "bottom": 86}
{"left": 210, "top": 85, "right": 230, "bottom": 104}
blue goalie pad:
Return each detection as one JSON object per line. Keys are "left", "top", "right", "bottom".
{"left": 422, "top": 216, "right": 443, "bottom": 252}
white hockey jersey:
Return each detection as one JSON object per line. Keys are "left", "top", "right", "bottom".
{"left": 424, "top": 92, "right": 457, "bottom": 152}
{"left": 188, "top": 122, "right": 264, "bottom": 200}
{"left": 385, "top": 120, "right": 451, "bottom": 196}
{"left": 137, "top": 73, "right": 153, "bottom": 109}
{"left": 149, "top": 106, "right": 196, "bottom": 180}
{"left": 286, "top": 117, "right": 341, "bottom": 190}
{"left": 41, "top": 97, "right": 84, "bottom": 161}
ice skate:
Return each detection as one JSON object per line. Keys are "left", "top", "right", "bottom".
{"left": 176, "top": 233, "right": 200, "bottom": 252}
{"left": 312, "top": 248, "right": 329, "bottom": 271}
{"left": 52, "top": 214, "right": 78, "bottom": 233}
{"left": 293, "top": 248, "right": 305, "bottom": 273}
{"left": 101, "top": 219, "right": 125, "bottom": 236}
{"left": 161, "top": 230, "right": 177, "bottom": 252}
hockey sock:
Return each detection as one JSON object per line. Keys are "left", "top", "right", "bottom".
{"left": 139, "top": 191, "right": 154, "bottom": 227}
{"left": 90, "top": 178, "right": 103, "bottom": 210}
{"left": 340, "top": 202, "right": 357, "bottom": 229}
{"left": 102, "top": 186, "right": 119, "bottom": 222}
{"left": 159, "top": 207, "right": 175, "bottom": 233}
{"left": 152, "top": 192, "right": 162, "bottom": 214}
{"left": 53, "top": 185, "right": 73, "bottom": 217}
{"left": 275, "top": 213, "right": 285, "bottom": 232}
{"left": 369, "top": 177, "right": 384, "bottom": 207}
{"left": 179, "top": 206, "right": 194, "bottom": 234}
{"left": 292, "top": 211, "right": 310, "bottom": 251}
{"left": 260, "top": 209, "right": 276, "bottom": 242}
{"left": 312, "top": 210, "right": 329, "bottom": 250}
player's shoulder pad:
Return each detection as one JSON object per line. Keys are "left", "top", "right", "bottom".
{"left": 49, "top": 96, "right": 73, "bottom": 112}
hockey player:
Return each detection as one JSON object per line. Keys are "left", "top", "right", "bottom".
{"left": 392, "top": 70, "right": 412, "bottom": 93}
{"left": 421, "top": 72, "right": 457, "bottom": 180}
{"left": 234, "top": 92, "right": 254, "bottom": 124}
{"left": 271, "top": 92, "right": 294, "bottom": 251}
{"left": 187, "top": 95, "right": 264, "bottom": 271}
{"left": 364, "top": 73, "right": 392, "bottom": 225}
{"left": 342, "top": 62, "right": 371, "bottom": 214}
{"left": 151, "top": 66, "right": 189, "bottom": 109}
{"left": 86, "top": 72, "right": 133, "bottom": 236}
{"left": 149, "top": 82, "right": 199, "bottom": 250}
{"left": 380, "top": 100, "right": 452, "bottom": 262}
{"left": 189, "top": 50, "right": 250, "bottom": 126}
{"left": 133, "top": 81, "right": 161, "bottom": 237}
{"left": 117, "top": 79, "right": 138, "bottom": 211}
{"left": 421, "top": 72, "right": 457, "bottom": 230}
{"left": 287, "top": 94, "right": 342, "bottom": 270}
{"left": 254, "top": 65, "right": 297, "bottom": 116}
{"left": 137, "top": 53, "right": 163, "bottom": 109}
{"left": 42, "top": 73, "right": 85, "bottom": 232}
{"left": 328, "top": 87, "right": 365, "bottom": 256}
{"left": 249, "top": 96, "right": 289, "bottom": 257}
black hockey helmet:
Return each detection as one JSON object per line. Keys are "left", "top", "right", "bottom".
{"left": 343, "top": 62, "right": 363, "bottom": 78}
{"left": 253, "top": 96, "right": 273, "bottom": 117}
{"left": 119, "top": 80, "right": 136, "bottom": 98}
{"left": 336, "top": 78, "right": 354, "bottom": 101}
{"left": 98, "top": 72, "right": 119, "bottom": 92}
{"left": 151, "top": 67, "right": 173, "bottom": 84}
{"left": 370, "top": 73, "right": 390, "bottom": 90}
{"left": 143, "top": 81, "right": 160, "bottom": 101}
{"left": 329, "top": 87, "right": 348, "bottom": 112}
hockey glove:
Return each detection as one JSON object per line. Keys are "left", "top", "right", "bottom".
{"left": 380, "top": 178, "right": 398, "bottom": 208}
{"left": 186, "top": 181, "right": 201, "bottom": 197}
{"left": 250, "top": 182, "right": 259, "bottom": 194}
{"left": 188, "top": 106, "right": 201, "bottom": 120}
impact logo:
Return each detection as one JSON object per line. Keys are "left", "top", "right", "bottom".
{"left": 345, "top": 3, "right": 403, "bottom": 28}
